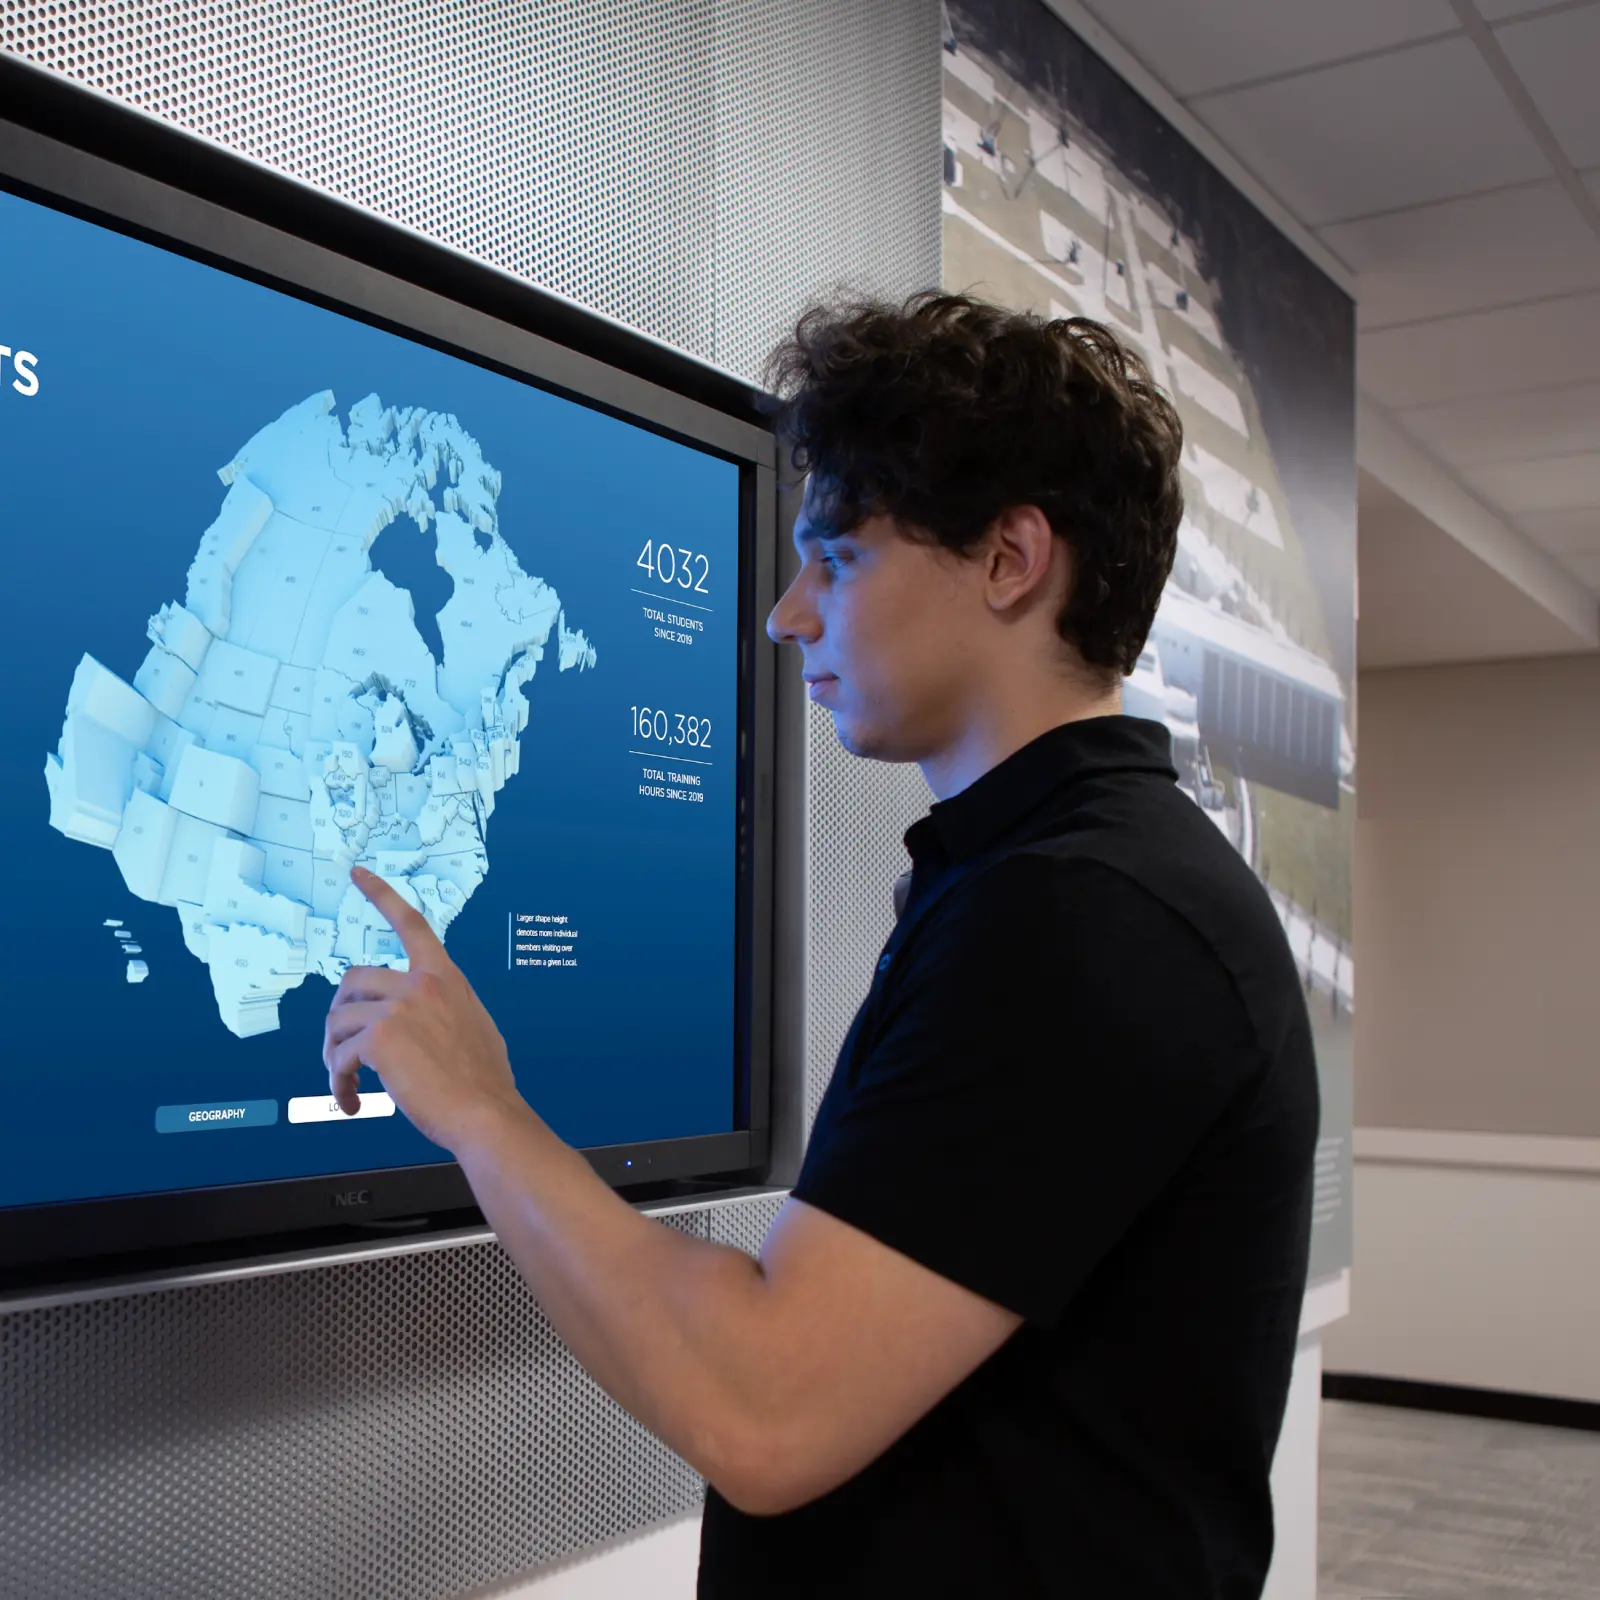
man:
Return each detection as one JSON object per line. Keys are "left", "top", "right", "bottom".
{"left": 326, "top": 292, "right": 1318, "bottom": 1597}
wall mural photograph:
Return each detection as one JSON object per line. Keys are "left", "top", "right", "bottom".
{"left": 940, "top": 0, "right": 1357, "bottom": 1273}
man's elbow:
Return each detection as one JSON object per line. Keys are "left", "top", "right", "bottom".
{"left": 708, "top": 1462, "right": 829, "bottom": 1519}
{"left": 700, "top": 1424, "right": 846, "bottom": 1518}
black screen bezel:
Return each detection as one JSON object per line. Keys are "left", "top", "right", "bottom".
{"left": 0, "top": 55, "right": 778, "bottom": 1288}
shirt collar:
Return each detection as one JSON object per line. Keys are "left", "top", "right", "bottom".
{"left": 905, "top": 715, "right": 1177, "bottom": 865}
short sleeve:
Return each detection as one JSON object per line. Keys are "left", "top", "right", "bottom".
{"left": 792, "top": 854, "right": 1262, "bottom": 1325}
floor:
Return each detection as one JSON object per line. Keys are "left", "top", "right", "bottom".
{"left": 1318, "top": 1400, "right": 1600, "bottom": 1598}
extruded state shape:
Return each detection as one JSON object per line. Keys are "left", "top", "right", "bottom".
{"left": 43, "top": 391, "right": 597, "bottom": 1038}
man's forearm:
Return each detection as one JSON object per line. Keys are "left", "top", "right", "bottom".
{"left": 452, "top": 1103, "right": 784, "bottom": 1497}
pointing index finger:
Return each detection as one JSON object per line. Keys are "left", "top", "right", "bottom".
{"left": 351, "top": 864, "right": 445, "bottom": 967}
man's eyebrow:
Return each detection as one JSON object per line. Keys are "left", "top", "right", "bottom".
{"left": 795, "top": 519, "right": 853, "bottom": 544}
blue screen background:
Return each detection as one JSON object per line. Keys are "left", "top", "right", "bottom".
{"left": 0, "top": 187, "right": 741, "bottom": 1209}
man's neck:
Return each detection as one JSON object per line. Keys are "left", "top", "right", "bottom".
{"left": 918, "top": 679, "right": 1123, "bottom": 801}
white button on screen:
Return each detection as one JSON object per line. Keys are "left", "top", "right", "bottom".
{"left": 287, "top": 1092, "right": 397, "bottom": 1124}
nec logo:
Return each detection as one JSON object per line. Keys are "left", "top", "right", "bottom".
{"left": 331, "top": 1188, "right": 372, "bottom": 1208}
{"left": 0, "top": 346, "right": 40, "bottom": 397}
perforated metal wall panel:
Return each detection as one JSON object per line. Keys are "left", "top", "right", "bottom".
{"left": 1, "top": 1223, "right": 707, "bottom": 1600}
{"left": 708, "top": 1, "right": 944, "bottom": 382}
{"left": 1, "top": 3, "right": 940, "bottom": 1595}
{"left": 704, "top": 1187, "right": 787, "bottom": 1259}
{"left": 803, "top": 704, "right": 933, "bottom": 1128}
{"left": 0, "top": 0, "right": 941, "bottom": 385}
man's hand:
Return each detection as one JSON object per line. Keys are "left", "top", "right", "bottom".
{"left": 323, "top": 865, "right": 528, "bottom": 1151}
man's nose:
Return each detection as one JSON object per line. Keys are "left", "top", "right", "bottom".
{"left": 767, "top": 571, "right": 820, "bottom": 646}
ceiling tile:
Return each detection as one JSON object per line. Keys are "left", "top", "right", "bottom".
{"left": 1400, "top": 380, "right": 1600, "bottom": 466}
{"left": 1360, "top": 290, "right": 1600, "bottom": 407}
{"left": 1075, "top": 0, "right": 1457, "bottom": 100}
{"left": 1464, "top": 451, "right": 1600, "bottom": 513}
{"left": 1323, "top": 181, "right": 1600, "bottom": 328}
{"left": 1194, "top": 37, "right": 1551, "bottom": 225}
{"left": 1518, "top": 506, "right": 1600, "bottom": 552}
{"left": 1495, "top": 7, "right": 1600, "bottom": 168}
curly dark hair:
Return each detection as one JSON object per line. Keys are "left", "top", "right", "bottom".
{"left": 764, "top": 291, "right": 1184, "bottom": 678}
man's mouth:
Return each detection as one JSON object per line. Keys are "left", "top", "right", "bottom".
{"left": 802, "top": 671, "right": 838, "bottom": 701}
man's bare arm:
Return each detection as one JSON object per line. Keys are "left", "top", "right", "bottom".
{"left": 326, "top": 868, "right": 1021, "bottom": 1516}
{"left": 454, "top": 1117, "right": 1017, "bottom": 1513}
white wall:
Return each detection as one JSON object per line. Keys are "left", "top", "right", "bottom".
{"left": 1325, "top": 1146, "right": 1600, "bottom": 1402}
{"left": 1356, "top": 659, "right": 1600, "bottom": 1136}
{"left": 1338, "top": 660, "right": 1600, "bottom": 1401}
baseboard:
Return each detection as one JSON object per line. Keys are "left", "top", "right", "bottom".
{"left": 1324, "top": 1372, "right": 1600, "bottom": 1434}
{"left": 1353, "top": 1127, "right": 1600, "bottom": 1175}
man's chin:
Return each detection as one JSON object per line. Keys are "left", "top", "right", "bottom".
{"left": 830, "top": 711, "right": 867, "bottom": 758}
{"left": 831, "top": 713, "right": 892, "bottom": 763}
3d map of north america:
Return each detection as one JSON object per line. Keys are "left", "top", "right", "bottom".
{"left": 44, "top": 392, "right": 596, "bottom": 1037}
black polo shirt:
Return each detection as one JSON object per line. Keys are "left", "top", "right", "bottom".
{"left": 699, "top": 716, "right": 1319, "bottom": 1599}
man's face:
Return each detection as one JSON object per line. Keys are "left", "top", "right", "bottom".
{"left": 766, "top": 486, "right": 986, "bottom": 763}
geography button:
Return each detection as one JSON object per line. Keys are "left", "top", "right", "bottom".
{"left": 154, "top": 1099, "right": 279, "bottom": 1133}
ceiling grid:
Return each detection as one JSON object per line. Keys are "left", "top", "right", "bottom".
{"left": 1070, "top": 0, "right": 1600, "bottom": 657}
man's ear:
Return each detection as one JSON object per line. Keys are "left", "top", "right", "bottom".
{"left": 984, "top": 504, "right": 1062, "bottom": 615}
